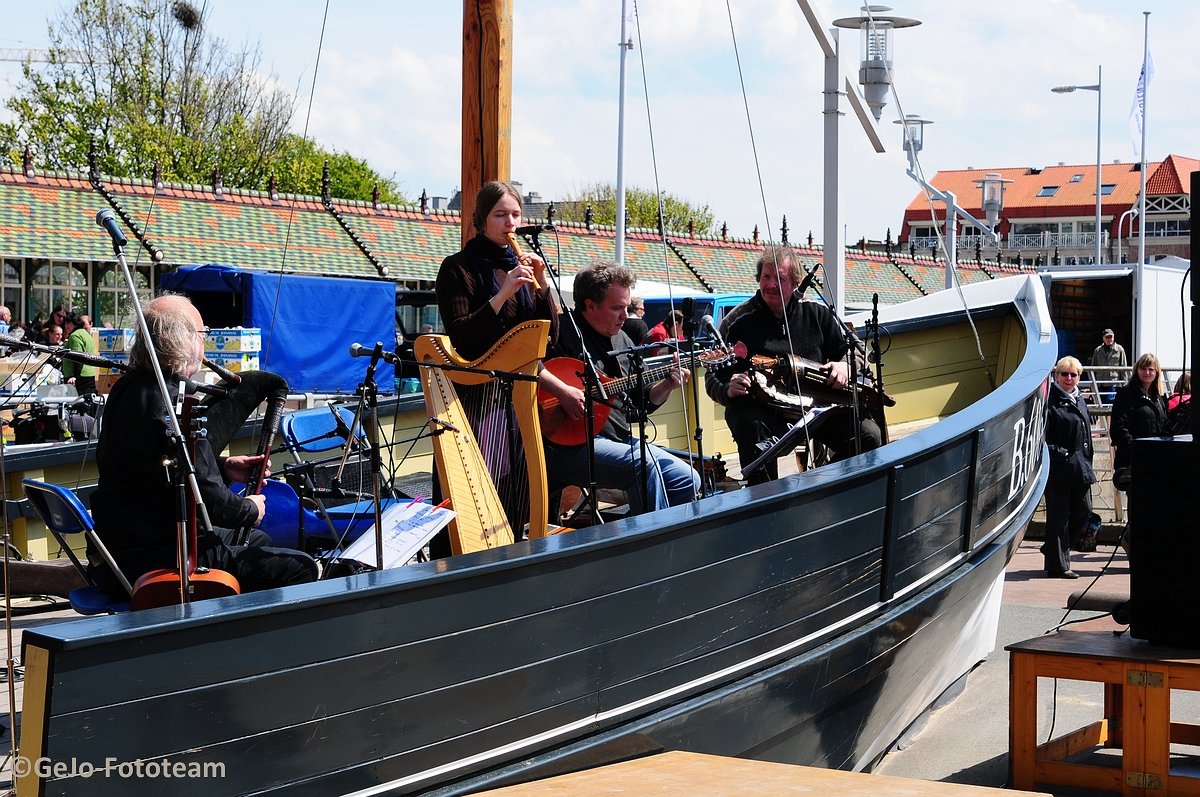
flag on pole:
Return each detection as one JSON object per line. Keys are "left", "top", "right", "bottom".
{"left": 1128, "top": 48, "right": 1155, "bottom": 159}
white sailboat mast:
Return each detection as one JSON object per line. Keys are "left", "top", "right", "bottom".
{"left": 615, "top": 0, "right": 632, "bottom": 265}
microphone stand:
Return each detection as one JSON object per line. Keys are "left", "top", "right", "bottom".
{"left": 350, "top": 343, "right": 386, "bottom": 571}
{"left": 96, "top": 210, "right": 209, "bottom": 604}
{"left": 867, "top": 294, "right": 890, "bottom": 445}
{"left": 799, "top": 273, "right": 871, "bottom": 457}
{"left": 540, "top": 256, "right": 603, "bottom": 522}
{"left": 681, "top": 315, "right": 705, "bottom": 498}
{"left": 625, "top": 348, "right": 651, "bottom": 512}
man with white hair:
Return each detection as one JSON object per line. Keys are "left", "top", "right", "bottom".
{"left": 89, "top": 294, "right": 317, "bottom": 594}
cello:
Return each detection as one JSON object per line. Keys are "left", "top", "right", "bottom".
{"left": 130, "top": 393, "right": 241, "bottom": 610}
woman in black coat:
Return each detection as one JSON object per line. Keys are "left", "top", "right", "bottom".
{"left": 1042, "top": 356, "right": 1095, "bottom": 578}
{"left": 1110, "top": 352, "right": 1169, "bottom": 472}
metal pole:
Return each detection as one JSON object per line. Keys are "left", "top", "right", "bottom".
{"left": 1136, "top": 12, "right": 1150, "bottom": 353}
{"left": 945, "top": 191, "right": 957, "bottom": 290}
{"left": 1094, "top": 64, "right": 1103, "bottom": 265}
{"left": 822, "top": 28, "right": 844, "bottom": 315}
{"left": 614, "top": 0, "right": 631, "bottom": 265}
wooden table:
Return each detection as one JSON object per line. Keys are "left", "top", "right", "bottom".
{"left": 1008, "top": 630, "right": 1200, "bottom": 796}
{"left": 481, "top": 750, "right": 1039, "bottom": 795}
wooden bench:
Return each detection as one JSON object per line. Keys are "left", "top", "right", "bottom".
{"left": 1008, "top": 630, "right": 1200, "bottom": 796}
{"left": 481, "top": 750, "right": 1040, "bottom": 795}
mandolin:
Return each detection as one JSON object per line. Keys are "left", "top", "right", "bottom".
{"left": 131, "top": 393, "right": 241, "bottom": 610}
{"left": 539, "top": 347, "right": 731, "bottom": 446}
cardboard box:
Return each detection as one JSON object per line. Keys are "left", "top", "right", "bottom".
{"left": 98, "top": 353, "right": 128, "bottom": 375}
{"left": 205, "top": 328, "right": 262, "bottom": 353}
{"left": 206, "top": 351, "right": 260, "bottom": 373}
{"left": 98, "top": 328, "right": 137, "bottom": 352}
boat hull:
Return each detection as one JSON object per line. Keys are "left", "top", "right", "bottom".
{"left": 17, "top": 277, "right": 1055, "bottom": 797}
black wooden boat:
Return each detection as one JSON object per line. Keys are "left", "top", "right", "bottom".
{"left": 17, "top": 275, "right": 1053, "bottom": 796}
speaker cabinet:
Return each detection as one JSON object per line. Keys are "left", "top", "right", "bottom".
{"left": 1129, "top": 435, "right": 1199, "bottom": 647}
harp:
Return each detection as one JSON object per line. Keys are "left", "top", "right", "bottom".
{"left": 414, "top": 320, "right": 550, "bottom": 554}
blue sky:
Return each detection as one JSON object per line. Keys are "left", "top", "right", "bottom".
{"left": 3, "top": 1, "right": 1197, "bottom": 248}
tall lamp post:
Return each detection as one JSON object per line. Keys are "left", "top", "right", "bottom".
{"left": 1051, "top": 65, "right": 1103, "bottom": 266}
{"left": 895, "top": 114, "right": 1009, "bottom": 289}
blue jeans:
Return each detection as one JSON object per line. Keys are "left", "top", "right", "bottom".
{"left": 544, "top": 436, "right": 700, "bottom": 514}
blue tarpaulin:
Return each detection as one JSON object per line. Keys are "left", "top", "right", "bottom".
{"left": 160, "top": 265, "right": 395, "bottom": 394}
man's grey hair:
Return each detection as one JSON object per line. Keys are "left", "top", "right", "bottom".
{"left": 129, "top": 295, "right": 202, "bottom": 376}
{"left": 755, "top": 244, "right": 802, "bottom": 284}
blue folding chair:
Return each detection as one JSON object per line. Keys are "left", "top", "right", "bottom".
{"left": 278, "top": 405, "right": 395, "bottom": 545}
{"left": 22, "top": 479, "right": 132, "bottom": 614}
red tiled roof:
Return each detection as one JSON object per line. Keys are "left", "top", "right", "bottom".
{"left": 903, "top": 155, "right": 1195, "bottom": 220}
{"left": 1147, "top": 155, "right": 1200, "bottom": 194}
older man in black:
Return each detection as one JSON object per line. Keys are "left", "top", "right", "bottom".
{"left": 705, "top": 245, "right": 881, "bottom": 484}
{"left": 89, "top": 295, "right": 316, "bottom": 594}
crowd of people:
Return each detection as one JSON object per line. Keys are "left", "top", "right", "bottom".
{"left": 1043, "top": 328, "right": 1191, "bottom": 576}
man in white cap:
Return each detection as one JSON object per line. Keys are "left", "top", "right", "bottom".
{"left": 1090, "top": 328, "right": 1127, "bottom": 403}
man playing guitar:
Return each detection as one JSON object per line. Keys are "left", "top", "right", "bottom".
{"left": 705, "top": 245, "right": 882, "bottom": 485}
{"left": 537, "top": 262, "right": 700, "bottom": 514}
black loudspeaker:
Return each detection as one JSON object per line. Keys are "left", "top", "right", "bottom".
{"left": 1129, "top": 435, "right": 1199, "bottom": 647}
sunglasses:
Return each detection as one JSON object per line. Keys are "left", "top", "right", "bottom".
{"left": 1057, "top": 371, "right": 1080, "bottom": 378}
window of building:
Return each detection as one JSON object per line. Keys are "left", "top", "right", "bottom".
{"left": 1145, "top": 219, "right": 1190, "bottom": 237}
{"left": 28, "top": 260, "right": 88, "bottom": 324}
{"left": 1, "top": 259, "right": 21, "bottom": 318}
{"left": 1070, "top": 174, "right": 1084, "bottom": 183}
{"left": 97, "top": 264, "right": 153, "bottom": 328}
{"left": 1096, "top": 184, "right": 1116, "bottom": 196}
{"left": 1037, "top": 186, "right": 1059, "bottom": 197}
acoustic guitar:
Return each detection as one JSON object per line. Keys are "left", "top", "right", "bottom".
{"left": 131, "top": 393, "right": 241, "bottom": 610}
{"left": 538, "top": 347, "right": 730, "bottom": 446}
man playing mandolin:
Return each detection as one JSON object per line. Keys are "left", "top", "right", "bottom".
{"left": 538, "top": 262, "right": 700, "bottom": 514}
{"left": 89, "top": 295, "right": 318, "bottom": 595}
{"left": 706, "top": 245, "right": 882, "bottom": 485}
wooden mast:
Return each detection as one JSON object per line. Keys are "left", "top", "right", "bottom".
{"left": 461, "top": 0, "right": 513, "bottom": 247}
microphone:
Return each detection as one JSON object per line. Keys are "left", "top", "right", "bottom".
{"left": 0, "top": 332, "right": 30, "bottom": 351}
{"left": 95, "top": 209, "right": 128, "bottom": 247}
{"left": 202, "top": 357, "right": 242, "bottom": 385}
{"left": 348, "top": 342, "right": 399, "bottom": 365}
{"left": 428, "top": 417, "right": 459, "bottom": 435}
{"left": 515, "top": 224, "right": 553, "bottom": 236}
{"left": 680, "top": 296, "right": 697, "bottom": 338}
{"left": 797, "top": 267, "right": 817, "bottom": 297}
{"left": 700, "top": 315, "right": 726, "bottom": 348}
{"left": 328, "top": 404, "right": 355, "bottom": 440}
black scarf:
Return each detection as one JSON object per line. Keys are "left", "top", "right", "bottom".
{"left": 463, "top": 233, "right": 533, "bottom": 314}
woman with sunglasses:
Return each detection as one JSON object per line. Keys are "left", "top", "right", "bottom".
{"left": 1042, "top": 356, "right": 1095, "bottom": 578}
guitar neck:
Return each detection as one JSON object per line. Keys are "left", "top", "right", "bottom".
{"left": 594, "top": 360, "right": 678, "bottom": 398}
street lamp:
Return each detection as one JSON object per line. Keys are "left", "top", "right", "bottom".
{"left": 833, "top": 5, "right": 921, "bottom": 122}
{"left": 1051, "top": 65, "right": 1103, "bottom": 265}
{"left": 895, "top": 115, "right": 1006, "bottom": 290}
{"left": 976, "top": 172, "right": 1013, "bottom": 229}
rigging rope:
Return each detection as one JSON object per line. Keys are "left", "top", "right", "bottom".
{"left": 630, "top": 0, "right": 702, "bottom": 473}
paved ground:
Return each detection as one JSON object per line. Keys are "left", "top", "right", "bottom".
{"left": 875, "top": 535, "right": 1200, "bottom": 796}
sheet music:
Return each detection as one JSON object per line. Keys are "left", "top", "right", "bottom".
{"left": 340, "top": 500, "right": 456, "bottom": 569}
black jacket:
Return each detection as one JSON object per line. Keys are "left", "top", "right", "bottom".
{"left": 1110, "top": 380, "right": 1168, "bottom": 470}
{"left": 1045, "top": 384, "right": 1095, "bottom": 487}
{"left": 89, "top": 371, "right": 259, "bottom": 583}
{"left": 705, "top": 291, "right": 847, "bottom": 405}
